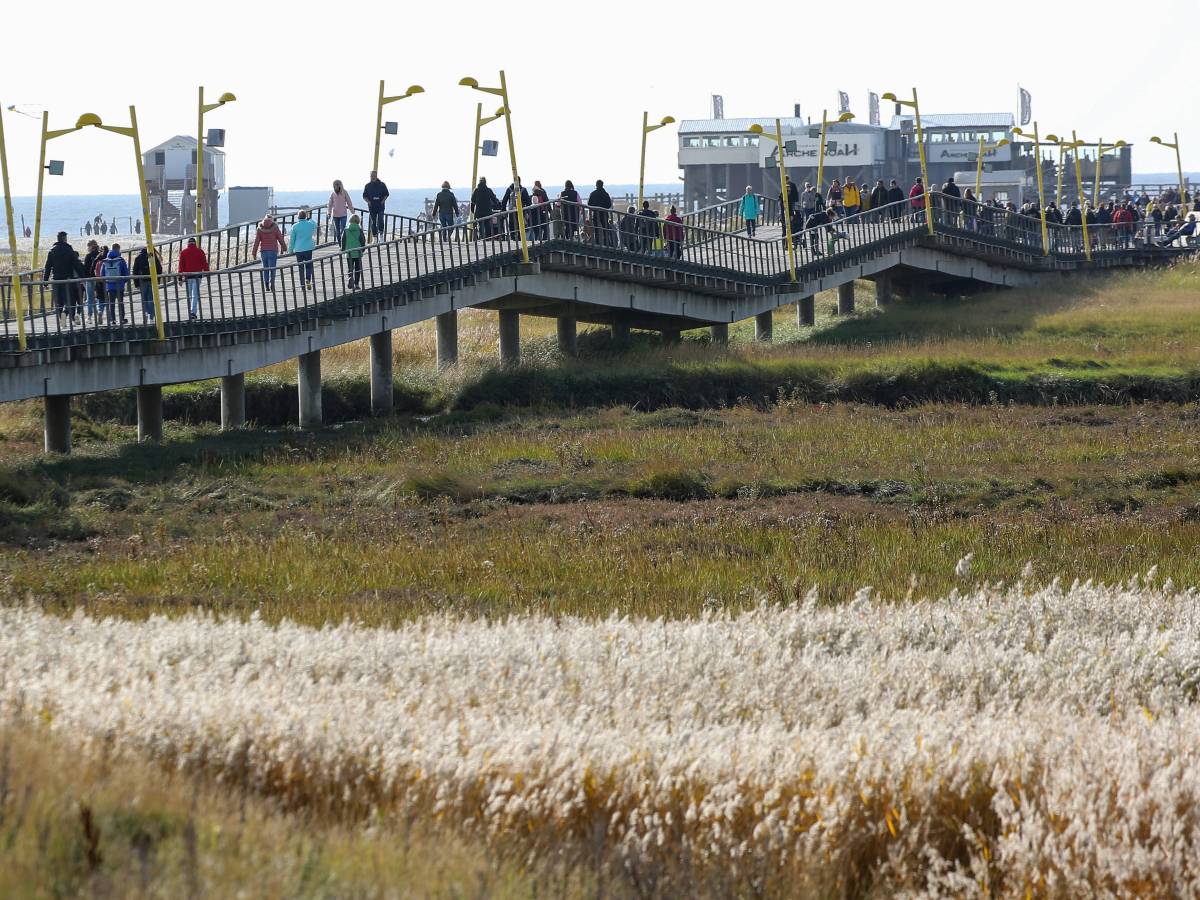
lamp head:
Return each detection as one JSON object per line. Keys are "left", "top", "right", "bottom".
{"left": 660, "top": 115, "right": 675, "bottom": 126}
{"left": 837, "top": 112, "right": 855, "bottom": 122}
{"left": 75, "top": 113, "right": 102, "bottom": 128}
{"left": 494, "top": 106, "right": 507, "bottom": 117}
{"left": 1113, "top": 140, "right": 1127, "bottom": 148}
{"left": 1150, "top": 136, "right": 1163, "bottom": 145}
{"left": 1045, "top": 133, "right": 1060, "bottom": 143}
{"left": 880, "top": 92, "right": 897, "bottom": 102}
{"left": 405, "top": 85, "right": 424, "bottom": 97}
{"left": 748, "top": 124, "right": 765, "bottom": 135}
{"left": 1012, "top": 127, "right": 1026, "bottom": 137}
{"left": 458, "top": 77, "right": 479, "bottom": 88}
{"left": 217, "top": 92, "right": 237, "bottom": 104}
{"left": 996, "top": 138, "right": 1009, "bottom": 148}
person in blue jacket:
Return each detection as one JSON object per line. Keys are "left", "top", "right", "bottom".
{"left": 740, "top": 186, "right": 760, "bottom": 237}
{"left": 289, "top": 209, "right": 318, "bottom": 290}
{"left": 100, "top": 244, "right": 130, "bottom": 325}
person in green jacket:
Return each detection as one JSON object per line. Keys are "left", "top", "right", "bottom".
{"left": 341, "top": 214, "right": 366, "bottom": 288}
{"left": 740, "top": 186, "right": 760, "bottom": 237}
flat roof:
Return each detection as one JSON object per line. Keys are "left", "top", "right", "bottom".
{"left": 678, "top": 117, "right": 806, "bottom": 134}
{"left": 888, "top": 113, "right": 1014, "bottom": 129}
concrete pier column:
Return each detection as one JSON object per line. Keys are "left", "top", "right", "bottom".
{"left": 710, "top": 322, "right": 729, "bottom": 345}
{"left": 612, "top": 319, "right": 630, "bottom": 343}
{"left": 557, "top": 316, "right": 577, "bottom": 356}
{"left": 661, "top": 328, "right": 681, "bottom": 345}
{"left": 220, "top": 373, "right": 246, "bottom": 430}
{"left": 837, "top": 282, "right": 856, "bottom": 315}
{"left": 754, "top": 311, "right": 773, "bottom": 342}
{"left": 436, "top": 310, "right": 459, "bottom": 369}
{"left": 369, "top": 330, "right": 393, "bottom": 416}
{"left": 136, "top": 385, "right": 163, "bottom": 442}
{"left": 498, "top": 309, "right": 520, "bottom": 367}
{"left": 297, "top": 349, "right": 322, "bottom": 428}
{"left": 797, "top": 295, "right": 816, "bottom": 327}
{"left": 874, "top": 274, "right": 894, "bottom": 306}
{"left": 43, "top": 395, "right": 71, "bottom": 454}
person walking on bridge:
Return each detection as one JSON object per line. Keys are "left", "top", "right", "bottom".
{"left": 588, "top": 180, "right": 614, "bottom": 247}
{"left": 100, "top": 244, "right": 130, "bottom": 325}
{"left": 362, "top": 171, "right": 390, "bottom": 242}
{"left": 800, "top": 182, "right": 819, "bottom": 226}
{"left": 741, "top": 186, "right": 760, "bottom": 237}
{"left": 842, "top": 179, "right": 861, "bottom": 218}
{"left": 341, "top": 214, "right": 366, "bottom": 287}
{"left": 886, "top": 180, "right": 904, "bottom": 220}
{"left": 908, "top": 177, "right": 926, "bottom": 225}
{"left": 781, "top": 176, "right": 799, "bottom": 224}
{"left": 664, "top": 207, "right": 684, "bottom": 260}
{"left": 870, "top": 180, "right": 888, "bottom": 222}
{"left": 501, "top": 179, "right": 531, "bottom": 242}
{"left": 559, "top": 180, "right": 582, "bottom": 240}
{"left": 327, "top": 180, "right": 355, "bottom": 245}
{"left": 42, "top": 232, "right": 85, "bottom": 327}
{"left": 433, "top": 182, "right": 458, "bottom": 241}
{"left": 471, "top": 177, "right": 500, "bottom": 239}
{"left": 81, "top": 240, "right": 102, "bottom": 322}
{"left": 177, "top": 238, "right": 208, "bottom": 319}
{"left": 252, "top": 215, "right": 286, "bottom": 291}
{"left": 290, "top": 209, "right": 318, "bottom": 290}
{"left": 133, "top": 245, "right": 165, "bottom": 323}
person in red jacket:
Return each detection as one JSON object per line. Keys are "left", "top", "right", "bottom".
{"left": 177, "top": 238, "right": 209, "bottom": 319}
{"left": 663, "top": 207, "right": 685, "bottom": 260}
{"left": 908, "top": 177, "right": 926, "bottom": 225}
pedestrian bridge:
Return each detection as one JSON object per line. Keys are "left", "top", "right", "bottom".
{"left": 0, "top": 195, "right": 1186, "bottom": 452}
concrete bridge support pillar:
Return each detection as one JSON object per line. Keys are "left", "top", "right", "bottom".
{"left": 297, "top": 350, "right": 322, "bottom": 428}
{"left": 498, "top": 309, "right": 520, "bottom": 367}
{"left": 220, "top": 374, "right": 246, "bottom": 430}
{"left": 136, "top": 385, "right": 163, "bottom": 442}
{"left": 710, "top": 323, "right": 729, "bottom": 345}
{"left": 436, "top": 311, "right": 458, "bottom": 369}
{"left": 612, "top": 319, "right": 630, "bottom": 343}
{"left": 838, "top": 282, "right": 856, "bottom": 315}
{"left": 43, "top": 395, "right": 71, "bottom": 454}
{"left": 797, "top": 295, "right": 816, "bottom": 327}
{"left": 874, "top": 274, "right": 894, "bottom": 307}
{"left": 369, "top": 331, "right": 393, "bottom": 416}
{"left": 754, "top": 311, "right": 773, "bottom": 342}
{"left": 557, "top": 316, "right": 577, "bottom": 356}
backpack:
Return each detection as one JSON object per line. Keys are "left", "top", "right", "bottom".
{"left": 102, "top": 258, "right": 124, "bottom": 279}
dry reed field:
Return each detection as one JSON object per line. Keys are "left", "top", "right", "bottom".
{"left": 4, "top": 575, "right": 1200, "bottom": 896}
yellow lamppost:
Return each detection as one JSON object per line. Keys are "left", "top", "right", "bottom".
{"left": 639, "top": 113, "right": 675, "bottom": 209}
{"left": 1149, "top": 133, "right": 1185, "bottom": 208}
{"left": 373, "top": 81, "right": 424, "bottom": 173}
{"left": 816, "top": 110, "right": 854, "bottom": 194}
{"left": 1048, "top": 132, "right": 1091, "bottom": 262}
{"left": 196, "top": 87, "right": 236, "bottom": 234}
{"left": 460, "top": 72, "right": 529, "bottom": 264}
{"left": 77, "top": 109, "right": 165, "bottom": 341}
{"left": 32, "top": 112, "right": 86, "bottom": 271}
{"left": 1013, "top": 124, "right": 1050, "bottom": 255}
{"left": 1091, "top": 138, "right": 1127, "bottom": 204}
{"left": 974, "top": 136, "right": 1009, "bottom": 200}
{"left": 749, "top": 121, "right": 797, "bottom": 283}
{"left": 0, "top": 103, "right": 27, "bottom": 350}
{"left": 882, "top": 89, "right": 934, "bottom": 235}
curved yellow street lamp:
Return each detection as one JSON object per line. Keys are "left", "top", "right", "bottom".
{"left": 196, "top": 87, "right": 236, "bottom": 233}
{"left": 749, "top": 121, "right": 797, "bottom": 284}
{"left": 1055, "top": 130, "right": 1095, "bottom": 261}
{"left": 1091, "top": 138, "right": 1127, "bottom": 203}
{"left": 460, "top": 72, "right": 529, "bottom": 263}
{"left": 973, "top": 137, "right": 1009, "bottom": 201}
{"left": 374, "top": 82, "right": 423, "bottom": 173}
{"left": 31, "top": 113, "right": 91, "bottom": 271}
{"left": 77, "top": 109, "right": 165, "bottom": 341}
{"left": 816, "top": 110, "right": 854, "bottom": 197}
{"left": 882, "top": 89, "right": 934, "bottom": 235}
{"left": 1013, "top": 124, "right": 1051, "bottom": 255}
{"left": 639, "top": 114, "right": 675, "bottom": 209}
{"left": 1149, "top": 134, "right": 1185, "bottom": 209}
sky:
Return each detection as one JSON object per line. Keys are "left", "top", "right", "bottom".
{"left": 2, "top": 0, "right": 1197, "bottom": 197}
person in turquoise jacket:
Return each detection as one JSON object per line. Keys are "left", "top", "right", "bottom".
{"left": 741, "top": 187, "right": 760, "bottom": 237}
{"left": 289, "top": 209, "right": 318, "bottom": 289}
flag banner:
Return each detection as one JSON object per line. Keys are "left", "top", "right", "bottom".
{"left": 838, "top": 91, "right": 850, "bottom": 114}
{"left": 711, "top": 95, "right": 724, "bottom": 120}
{"left": 1019, "top": 87, "right": 1032, "bottom": 126}
{"left": 869, "top": 92, "right": 880, "bottom": 126}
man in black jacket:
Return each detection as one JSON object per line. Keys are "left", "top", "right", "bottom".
{"left": 886, "top": 180, "right": 905, "bottom": 220}
{"left": 362, "top": 171, "right": 389, "bottom": 241}
{"left": 588, "top": 180, "right": 613, "bottom": 247}
{"left": 501, "top": 179, "right": 531, "bottom": 241}
{"left": 81, "top": 239, "right": 102, "bottom": 322}
{"left": 471, "top": 177, "right": 500, "bottom": 239}
{"left": 42, "top": 232, "right": 85, "bottom": 325}
{"left": 870, "top": 180, "right": 888, "bottom": 221}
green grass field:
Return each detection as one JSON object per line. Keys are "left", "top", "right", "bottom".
{"left": 2, "top": 260, "right": 1200, "bottom": 896}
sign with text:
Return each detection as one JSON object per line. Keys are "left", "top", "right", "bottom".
{"left": 910, "top": 141, "right": 1013, "bottom": 163}
{"left": 759, "top": 132, "right": 883, "bottom": 168}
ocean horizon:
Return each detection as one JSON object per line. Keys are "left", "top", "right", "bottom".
{"left": 0, "top": 183, "right": 684, "bottom": 240}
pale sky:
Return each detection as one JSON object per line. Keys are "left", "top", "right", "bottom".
{"left": 3, "top": 0, "right": 1197, "bottom": 197}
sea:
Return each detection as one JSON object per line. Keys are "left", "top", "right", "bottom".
{"left": 0, "top": 184, "right": 683, "bottom": 240}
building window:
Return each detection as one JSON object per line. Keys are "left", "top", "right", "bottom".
{"left": 153, "top": 151, "right": 165, "bottom": 166}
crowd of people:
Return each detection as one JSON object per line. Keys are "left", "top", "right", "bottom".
{"left": 757, "top": 174, "right": 1200, "bottom": 254}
